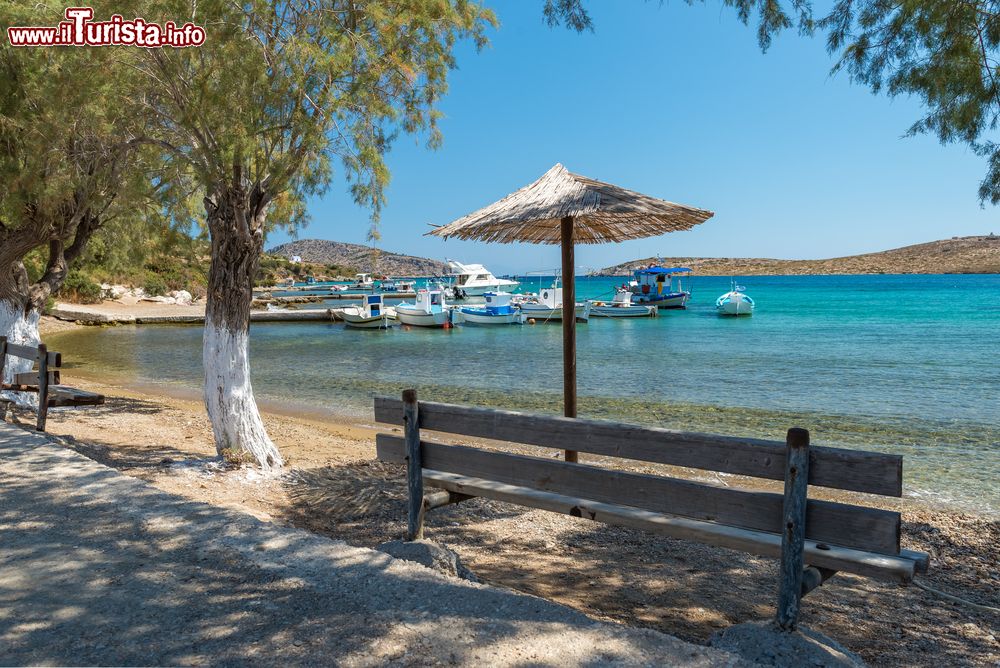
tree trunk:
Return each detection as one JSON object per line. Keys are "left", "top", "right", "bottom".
{"left": 0, "top": 261, "right": 41, "bottom": 407}
{"left": 0, "top": 298, "right": 41, "bottom": 407}
{"left": 202, "top": 185, "right": 283, "bottom": 469}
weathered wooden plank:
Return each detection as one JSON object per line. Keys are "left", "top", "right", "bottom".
{"left": 777, "top": 428, "right": 810, "bottom": 630}
{"left": 47, "top": 387, "right": 105, "bottom": 407}
{"left": 800, "top": 566, "right": 838, "bottom": 598}
{"left": 403, "top": 389, "right": 423, "bottom": 541}
{"left": 421, "top": 469, "right": 918, "bottom": 582}
{"left": 12, "top": 371, "right": 59, "bottom": 386}
{"left": 423, "top": 489, "right": 472, "bottom": 511}
{"left": 373, "top": 397, "right": 902, "bottom": 497}
{"left": 899, "top": 548, "right": 930, "bottom": 574}
{"left": 2, "top": 341, "right": 60, "bottom": 366}
{"left": 375, "top": 434, "right": 901, "bottom": 554}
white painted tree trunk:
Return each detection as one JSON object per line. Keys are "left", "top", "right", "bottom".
{"left": 203, "top": 322, "right": 282, "bottom": 469}
{"left": 0, "top": 299, "right": 41, "bottom": 407}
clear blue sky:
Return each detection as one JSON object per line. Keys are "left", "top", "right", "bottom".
{"left": 266, "top": 1, "right": 997, "bottom": 274}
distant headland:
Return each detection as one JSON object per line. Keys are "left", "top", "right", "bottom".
{"left": 267, "top": 239, "right": 449, "bottom": 277}
{"left": 595, "top": 235, "right": 1000, "bottom": 276}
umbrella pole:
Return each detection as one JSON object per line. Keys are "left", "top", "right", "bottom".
{"left": 561, "top": 216, "right": 578, "bottom": 463}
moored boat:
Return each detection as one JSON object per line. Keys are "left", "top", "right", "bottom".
{"left": 447, "top": 260, "right": 519, "bottom": 297}
{"left": 350, "top": 273, "right": 375, "bottom": 290}
{"left": 589, "top": 290, "right": 657, "bottom": 318}
{"left": 340, "top": 294, "right": 395, "bottom": 329}
{"left": 716, "top": 282, "right": 755, "bottom": 316}
{"left": 627, "top": 266, "right": 691, "bottom": 308}
{"left": 459, "top": 292, "right": 523, "bottom": 325}
{"left": 395, "top": 289, "right": 452, "bottom": 327}
{"left": 380, "top": 279, "right": 415, "bottom": 293}
{"left": 517, "top": 286, "right": 590, "bottom": 322}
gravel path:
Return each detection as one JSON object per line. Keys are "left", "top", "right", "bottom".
{"left": 0, "top": 424, "right": 744, "bottom": 667}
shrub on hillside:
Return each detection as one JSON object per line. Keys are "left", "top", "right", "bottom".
{"left": 142, "top": 274, "right": 169, "bottom": 297}
{"left": 61, "top": 271, "right": 103, "bottom": 304}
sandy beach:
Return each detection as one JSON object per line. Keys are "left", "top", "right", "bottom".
{"left": 5, "top": 315, "right": 994, "bottom": 667}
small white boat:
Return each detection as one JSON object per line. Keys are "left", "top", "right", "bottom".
{"left": 395, "top": 289, "right": 452, "bottom": 327}
{"left": 380, "top": 279, "right": 415, "bottom": 294}
{"left": 340, "top": 294, "right": 395, "bottom": 329}
{"left": 716, "top": 283, "right": 755, "bottom": 316}
{"left": 459, "top": 292, "right": 523, "bottom": 325}
{"left": 518, "top": 286, "right": 590, "bottom": 322}
{"left": 589, "top": 290, "right": 657, "bottom": 318}
{"left": 349, "top": 273, "right": 375, "bottom": 290}
{"left": 447, "top": 260, "right": 519, "bottom": 297}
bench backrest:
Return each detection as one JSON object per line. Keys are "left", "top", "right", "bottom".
{"left": 0, "top": 337, "right": 62, "bottom": 386}
{"left": 374, "top": 397, "right": 904, "bottom": 556}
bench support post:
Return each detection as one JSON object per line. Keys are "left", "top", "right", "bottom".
{"left": 777, "top": 427, "right": 810, "bottom": 630}
{"left": 36, "top": 343, "right": 49, "bottom": 432}
{"left": 0, "top": 337, "right": 7, "bottom": 386}
{"left": 403, "top": 388, "right": 424, "bottom": 541}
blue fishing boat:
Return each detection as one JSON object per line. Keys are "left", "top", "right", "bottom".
{"left": 626, "top": 266, "right": 691, "bottom": 308}
{"left": 458, "top": 292, "right": 523, "bottom": 325}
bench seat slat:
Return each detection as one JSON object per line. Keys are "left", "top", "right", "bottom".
{"left": 47, "top": 387, "right": 105, "bottom": 407}
{"left": 374, "top": 397, "right": 902, "bottom": 497}
{"left": 422, "top": 469, "right": 921, "bottom": 583}
{"left": 375, "top": 434, "right": 901, "bottom": 555}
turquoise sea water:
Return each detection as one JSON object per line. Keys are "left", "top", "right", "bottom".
{"left": 47, "top": 274, "right": 999, "bottom": 513}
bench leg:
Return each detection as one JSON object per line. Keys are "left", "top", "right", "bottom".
{"left": 776, "top": 427, "right": 810, "bottom": 630}
{"left": 35, "top": 344, "right": 49, "bottom": 432}
{"left": 404, "top": 388, "right": 424, "bottom": 541}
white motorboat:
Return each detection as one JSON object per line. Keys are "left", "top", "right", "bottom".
{"left": 395, "top": 289, "right": 452, "bottom": 327}
{"left": 458, "top": 292, "right": 523, "bottom": 325}
{"left": 518, "top": 286, "right": 590, "bottom": 322}
{"left": 349, "top": 273, "right": 375, "bottom": 290}
{"left": 716, "top": 282, "right": 755, "bottom": 316}
{"left": 340, "top": 294, "right": 396, "bottom": 329}
{"left": 446, "top": 260, "right": 519, "bottom": 297}
{"left": 589, "top": 290, "right": 657, "bottom": 318}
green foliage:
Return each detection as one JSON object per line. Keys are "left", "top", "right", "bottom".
{"left": 135, "top": 0, "right": 496, "bottom": 237}
{"left": 62, "top": 271, "right": 103, "bottom": 304}
{"left": 0, "top": 1, "right": 168, "bottom": 310}
{"left": 141, "top": 274, "right": 169, "bottom": 298}
{"left": 546, "top": 0, "right": 1000, "bottom": 204}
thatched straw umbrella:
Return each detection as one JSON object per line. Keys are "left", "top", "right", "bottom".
{"left": 430, "top": 163, "right": 713, "bottom": 460}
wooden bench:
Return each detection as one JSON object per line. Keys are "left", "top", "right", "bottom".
{"left": 374, "top": 390, "right": 929, "bottom": 630}
{"left": 0, "top": 336, "right": 105, "bottom": 432}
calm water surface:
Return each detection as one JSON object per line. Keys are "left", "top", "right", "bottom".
{"left": 48, "top": 274, "right": 1000, "bottom": 513}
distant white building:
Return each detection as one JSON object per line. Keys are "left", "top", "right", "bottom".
{"left": 290, "top": 255, "right": 302, "bottom": 264}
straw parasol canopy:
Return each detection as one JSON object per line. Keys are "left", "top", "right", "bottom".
{"left": 429, "top": 163, "right": 714, "bottom": 244}
{"left": 430, "top": 163, "right": 713, "bottom": 461}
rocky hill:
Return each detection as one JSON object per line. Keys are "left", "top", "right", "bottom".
{"left": 267, "top": 239, "right": 449, "bottom": 277}
{"left": 596, "top": 235, "right": 1000, "bottom": 276}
